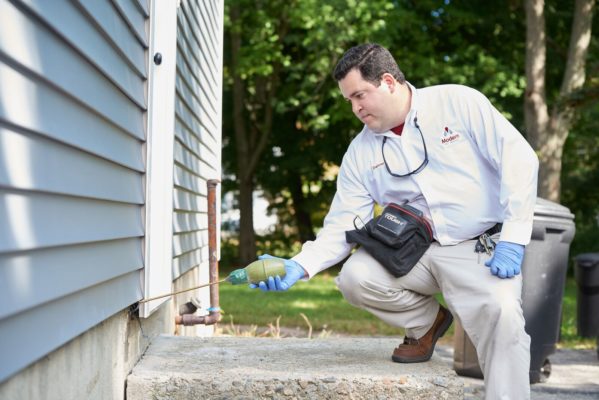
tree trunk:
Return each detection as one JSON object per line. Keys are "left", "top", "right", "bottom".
{"left": 230, "top": 5, "right": 256, "bottom": 265}
{"left": 525, "top": 0, "right": 596, "bottom": 202}
{"left": 229, "top": 5, "right": 283, "bottom": 264}
{"left": 237, "top": 175, "right": 256, "bottom": 265}
{"left": 524, "top": 0, "right": 548, "bottom": 150}
{"left": 289, "top": 173, "right": 316, "bottom": 243}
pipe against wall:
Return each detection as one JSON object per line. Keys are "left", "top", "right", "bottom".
{"left": 207, "top": 179, "right": 221, "bottom": 323}
{"left": 174, "top": 179, "right": 221, "bottom": 326}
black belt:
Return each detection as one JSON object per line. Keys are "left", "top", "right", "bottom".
{"left": 484, "top": 223, "right": 502, "bottom": 237}
{"left": 469, "top": 223, "right": 503, "bottom": 240}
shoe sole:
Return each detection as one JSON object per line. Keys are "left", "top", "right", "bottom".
{"left": 391, "top": 309, "right": 454, "bottom": 364}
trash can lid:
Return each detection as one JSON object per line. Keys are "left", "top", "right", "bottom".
{"left": 534, "top": 198, "right": 575, "bottom": 220}
{"left": 576, "top": 253, "right": 599, "bottom": 268}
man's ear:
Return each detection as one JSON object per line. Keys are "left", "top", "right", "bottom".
{"left": 381, "top": 73, "right": 396, "bottom": 92}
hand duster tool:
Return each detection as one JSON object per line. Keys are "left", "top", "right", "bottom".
{"left": 139, "top": 258, "right": 286, "bottom": 303}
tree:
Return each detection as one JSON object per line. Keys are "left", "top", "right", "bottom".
{"left": 223, "top": 0, "right": 598, "bottom": 264}
{"left": 223, "top": 0, "right": 394, "bottom": 263}
{"left": 525, "top": 0, "right": 596, "bottom": 202}
{"left": 256, "top": 1, "right": 532, "bottom": 248}
{"left": 225, "top": 1, "right": 290, "bottom": 264}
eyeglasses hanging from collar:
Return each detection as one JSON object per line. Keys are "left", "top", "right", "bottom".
{"left": 381, "top": 117, "right": 429, "bottom": 177}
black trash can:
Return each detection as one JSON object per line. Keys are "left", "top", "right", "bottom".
{"left": 574, "top": 253, "right": 599, "bottom": 359}
{"left": 454, "top": 198, "right": 576, "bottom": 383}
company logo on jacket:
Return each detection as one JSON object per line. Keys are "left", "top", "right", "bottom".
{"left": 441, "top": 127, "right": 461, "bottom": 145}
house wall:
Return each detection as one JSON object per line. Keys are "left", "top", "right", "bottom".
{"left": 171, "top": 0, "right": 223, "bottom": 334}
{"left": 172, "top": 1, "right": 222, "bottom": 277}
{"left": 0, "top": 0, "right": 223, "bottom": 396}
{"left": 0, "top": 0, "right": 149, "bottom": 383}
{"left": 0, "top": 266, "right": 204, "bottom": 400}
{"left": 0, "top": 302, "right": 173, "bottom": 400}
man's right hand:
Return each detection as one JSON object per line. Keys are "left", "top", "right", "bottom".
{"left": 249, "top": 254, "right": 306, "bottom": 291}
{"left": 485, "top": 241, "right": 524, "bottom": 279}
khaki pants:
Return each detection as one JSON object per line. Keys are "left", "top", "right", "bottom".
{"left": 335, "top": 238, "right": 531, "bottom": 400}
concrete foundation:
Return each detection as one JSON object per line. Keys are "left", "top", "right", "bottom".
{"left": 0, "top": 266, "right": 214, "bottom": 400}
{"left": 127, "top": 336, "right": 464, "bottom": 399}
{"left": 0, "top": 306, "right": 169, "bottom": 400}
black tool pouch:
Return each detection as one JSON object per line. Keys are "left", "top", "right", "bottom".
{"left": 345, "top": 203, "right": 434, "bottom": 277}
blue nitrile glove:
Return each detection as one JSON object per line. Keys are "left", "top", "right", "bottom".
{"left": 249, "top": 254, "right": 306, "bottom": 291}
{"left": 485, "top": 241, "right": 525, "bottom": 279}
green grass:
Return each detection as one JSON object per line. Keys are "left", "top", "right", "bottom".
{"left": 219, "top": 270, "right": 595, "bottom": 349}
{"left": 220, "top": 269, "right": 403, "bottom": 336}
{"left": 559, "top": 276, "right": 596, "bottom": 349}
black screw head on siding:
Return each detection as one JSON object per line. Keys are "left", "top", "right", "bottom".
{"left": 154, "top": 53, "right": 162, "bottom": 65}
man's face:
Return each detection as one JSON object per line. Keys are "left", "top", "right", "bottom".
{"left": 338, "top": 69, "right": 396, "bottom": 133}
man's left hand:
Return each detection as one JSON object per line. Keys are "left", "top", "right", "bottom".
{"left": 485, "top": 241, "right": 525, "bottom": 279}
{"left": 249, "top": 254, "right": 306, "bottom": 291}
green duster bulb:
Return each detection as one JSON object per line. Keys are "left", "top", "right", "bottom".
{"left": 226, "top": 259, "right": 286, "bottom": 285}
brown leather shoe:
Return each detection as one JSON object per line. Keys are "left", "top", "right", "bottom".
{"left": 392, "top": 306, "right": 453, "bottom": 363}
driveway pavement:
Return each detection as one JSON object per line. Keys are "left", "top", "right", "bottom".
{"left": 436, "top": 345, "right": 599, "bottom": 399}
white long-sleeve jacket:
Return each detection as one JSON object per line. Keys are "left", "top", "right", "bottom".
{"left": 292, "top": 83, "right": 539, "bottom": 278}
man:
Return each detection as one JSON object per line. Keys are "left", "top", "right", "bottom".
{"left": 251, "top": 43, "right": 538, "bottom": 399}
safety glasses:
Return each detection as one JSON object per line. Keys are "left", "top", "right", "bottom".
{"left": 381, "top": 119, "right": 428, "bottom": 177}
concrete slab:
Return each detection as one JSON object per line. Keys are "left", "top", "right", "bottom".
{"left": 127, "top": 336, "right": 463, "bottom": 399}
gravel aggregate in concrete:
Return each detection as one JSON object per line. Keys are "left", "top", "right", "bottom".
{"left": 127, "top": 335, "right": 599, "bottom": 400}
{"left": 127, "top": 336, "right": 464, "bottom": 399}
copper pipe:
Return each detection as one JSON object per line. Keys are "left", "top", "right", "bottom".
{"left": 175, "top": 179, "right": 222, "bottom": 326}
{"left": 175, "top": 313, "right": 221, "bottom": 326}
{"left": 206, "top": 179, "right": 221, "bottom": 325}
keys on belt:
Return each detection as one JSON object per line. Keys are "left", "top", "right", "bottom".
{"left": 475, "top": 233, "right": 496, "bottom": 255}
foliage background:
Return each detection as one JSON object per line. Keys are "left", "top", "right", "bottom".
{"left": 221, "top": 0, "right": 599, "bottom": 268}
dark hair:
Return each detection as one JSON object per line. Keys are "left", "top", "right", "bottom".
{"left": 332, "top": 43, "right": 405, "bottom": 85}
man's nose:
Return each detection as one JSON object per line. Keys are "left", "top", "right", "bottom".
{"left": 352, "top": 101, "right": 362, "bottom": 115}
